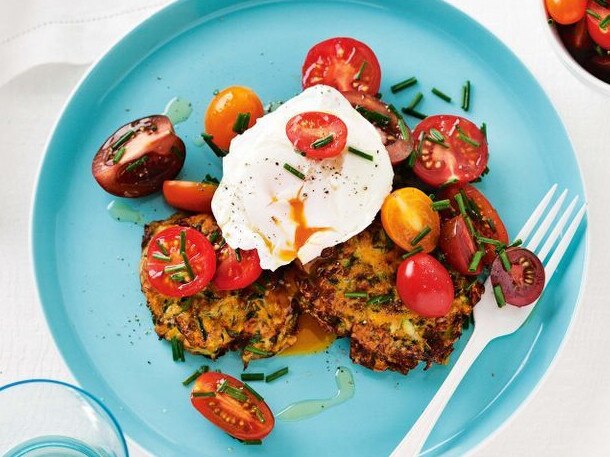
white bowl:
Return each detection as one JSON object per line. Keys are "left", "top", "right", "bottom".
{"left": 538, "top": 0, "right": 610, "bottom": 96}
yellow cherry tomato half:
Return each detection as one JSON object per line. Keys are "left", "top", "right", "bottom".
{"left": 381, "top": 187, "right": 440, "bottom": 253}
{"left": 204, "top": 86, "right": 264, "bottom": 150}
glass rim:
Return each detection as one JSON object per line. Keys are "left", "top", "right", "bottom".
{"left": 0, "top": 378, "right": 129, "bottom": 457}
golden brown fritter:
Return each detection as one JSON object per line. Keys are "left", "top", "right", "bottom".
{"left": 295, "top": 220, "right": 483, "bottom": 374}
{"left": 140, "top": 213, "right": 299, "bottom": 365}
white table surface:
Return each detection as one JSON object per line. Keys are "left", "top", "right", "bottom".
{"left": 1, "top": 1, "right": 609, "bottom": 456}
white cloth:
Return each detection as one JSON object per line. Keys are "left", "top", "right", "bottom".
{"left": 0, "top": 0, "right": 171, "bottom": 87}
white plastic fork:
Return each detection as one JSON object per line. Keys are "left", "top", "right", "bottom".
{"left": 390, "top": 184, "right": 587, "bottom": 457}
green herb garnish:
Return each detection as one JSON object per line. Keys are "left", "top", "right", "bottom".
{"left": 391, "top": 76, "right": 418, "bottom": 93}
{"left": 111, "top": 130, "right": 134, "bottom": 150}
{"left": 411, "top": 226, "right": 432, "bottom": 246}
{"left": 480, "top": 122, "right": 487, "bottom": 139}
{"left": 182, "top": 365, "right": 210, "bottom": 386}
{"left": 354, "top": 61, "right": 367, "bottom": 80}
{"left": 600, "top": 15, "right": 610, "bottom": 29}
{"left": 406, "top": 92, "right": 424, "bottom": 110}
{"left": 431, "top": 87, "right": 452, "bottom": 103}
{"left": 348, "top": 146, "right": 374, "bottom": 161}
{"left": 461, "top": 80, "right": 471, "bottom": 111}
{"left": 232, "top": 112, "right": 251, "bottom": 134}
{"left": 401, "top": 107, "right": 427, "bottom": 120}
{"left": 468, "top": 250, "right": 485, "bottom": 272}
{"left": 355, "top": 106, "right": 391, "bottom": 126}
{"left": 192, "top": 391, "right": 216, "bottom": 398}
{"left": 125, "top": 155, "right": 148, "bottom": 173}
{"left": 241, "top": 372, "right": 265, "bottom": 381}
{"left": 311, "top": 134, "right": 334, "bottom": 149}
{"left": 164, "top": 263, "right": 186, "bottom": 273}
{"left": 243, "top": 382, "right": 264, "bottom": 401}
{"left": 499, "top": 249, "right": 512, "bottom": 271}
{"left": 156, "top": 240, "right": 169, "bottom": 256}
{"left": 456, "top": 125, "right": 481, "bottom": 147}
{"left": 244, "top": 345, "right": 273, "bottom": 357}
{"left": 283, "top": 163, "right": 305, "bottom": 180}
{"left": 181, "top": 252, "right": 195, "bottom": 281}
{"left": 508, "top": 238, "right": 523, "bottom": 248}
{"left": 152, "top": 252, "right": 171, "bottom": 262}
{"left": 344, "top": 291, "right": 369, "bottom": 299}
{"left": 112, "top": 146, "right": 126, "bottom": 164}
{"left": 223, "top": 385, "right": 248, "bottom": 402}
{"left": 587, "top": 8, "right": 602, "bottom": 20}
{"left": 494, "top": 284, "right": 506, "bottom": 308}
{"left": 431, "top": 199, "right": 451, "bottom": 211}
{"left": 265, "top": 367, "right": 289, "bottom": 383}
{"left": 208, "top": 230, "right": 221, "bottom": 244}
{"left": 171, "top": 337, "right": 185, "bottom": 362}
{"left": 454, "top": 193, "right": 468, "bottom": 216}
{"left": 201, "top": 133, "right": 228, "bottom": 157}
{"left": 367, "top": 294, "right": 393, "bottom": 305}
{"left": 401, "top": 246, "right": 423, "bottom": 259}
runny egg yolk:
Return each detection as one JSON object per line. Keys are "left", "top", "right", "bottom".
{"left": 278, "top": 194, "right": 328, "bottom": 262}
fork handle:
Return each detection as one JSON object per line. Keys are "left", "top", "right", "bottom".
{"left": 389, "top": 328, "right": 492, "bottom": 457}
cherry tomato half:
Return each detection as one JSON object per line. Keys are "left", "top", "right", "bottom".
{"left": 586, "top": 0, "right": 610, "bottom": 49}
{"left": 396, "top": 253, "right": 455, "bottom": 318}
{"left": 439, "top": 215, "right": 481, "bottom": 276}
{"left": 412, "top": 115, "right": 488, "bottom": 188}
{"left": 204, "top": 86, "right": 264, "bottom": 150}
{"left": 191, "top": 371, "right": 274, "bottom": 441}
{"left": 381, "top": 187, "right": 440, "bottom": 253}
{"left": 342, "top": 91, "right": 413, "bottom": 165}
{"left": 213, "top": 245, "right": 262, "bottom": 291}
{"left": 558, "top": 18, "right": 595, "bottom": 63}
{"left": 162, "top": 181, "right": 217, "bottom": 213}
{"left": 146, "top": 226, "right": 216, "bottom": 297}
{"left": 442, "top": 185, "right": 509, "bottom": 265}
{"left": 302, "top": 37, "right": 382, "bottom": 94}
{"left": 546, "top": 0, "right": 587, "bottom": 25}
{"left": 92, "top": 115, "right": 185, "bottom": 197}
{"left": 491, "top": 248, "right": 545, "bottom": 307}
{"left": 285, "top": 111, "right": 348, "bottom": 159}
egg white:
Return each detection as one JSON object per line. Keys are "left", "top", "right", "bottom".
{"left": 211, "top": 85, "right": 394, "bottom": 271}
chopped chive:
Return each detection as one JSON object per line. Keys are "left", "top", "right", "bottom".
{"left": 468, "top": 250, "right": 485, "bottom": 272}
{"left": 111, "top": 130, "right": 134, "bottom": 150}
{"left": 441, "top": 177, "right": 459, "bottom": 188}
{"left": 429, "top": 128, "right": 445, "bottom": 142}
{"left": 217, "top": 379, "right": 228, "bottom": 393}
{"left": 354, "top": 60, "right": 367, "bottom": 80}
{"left": 600, "top": 15, "right": 610, "bottom": 29}
{"left": 408, "top": 131, "right": 424, "bottom": 168}
{"left": 232, "top": 112, "right": 251, "bottom": 134}
{"left": 594, "top": 0, "right": 608, "bottom": 6}
{"left": 480, "top": 122, "right": 487, "bottom": 139}
{"left": 499, "top": 249, "right": 512, "bottom": 271}
{"left": 125, "top": 156, "right": 148, "bottom": 173}
{"left": 344, "top": 291, "right": 369, "bottom": 299}
{"left": 494, "top": 284, "right": 506, "bottom": 308}
{"left": 397, "top": 118, "right": 411, "bottom": 143}
{"left": 596, "top": 44, "right": 604, "bottom": 56}
{"left": 253, "top": 405, "right": 266, "bottom": 423}
{"left": 171, "top": 337, "right": 185, "bottom": 362}
{"left": 401, "top": 107, "right": 427, "bottom": 120}
{"left": 547, "top": 17, "right": 554, "bottom": 25}
{"left": 355, "top": 106, "right": 391, "bottom": 126}
{"left": 217, "top": 238, "right": 226, "bottom": 249}
{"left": 112, "top": 146, "right": 126, "bottom": 164}
{"left": 587, "top": 8, "right": 602, "bottom": 20}
{"left": 425, "top": 135, "right": 449, "bottom": 148}
{"left": 223, "top": 385, "right": 248, "bottom": 402}
{"left": 235, "top": 248, "right": 242, "bottom": 262}
{"left": 347, "top": 146, "right": 374, "bottom": 161}
{"left": 164, "top": 263, "right": 186, "bottom": 273}
{"left": 192, "top": 391, "right": 216, "bottom": 398}
{"left": 406, "top": 92, "right": 424, "bottom": 110}
{"left": 464, "top": 216, "right": 477, "bottom": 237}
{"left": 283, "top": 163, "right": 305, "bottom": 180}
{"left": 411, "top": 226, "right": 432, "bottom": 246}
{"left": 243, "top": 382, "right": 264, "bottom": 401}
{"left": 201, "top": 133, "right": 228, "bottom": 157}
{"left": 156, "top": 240, "right": 169, "bottom": 256}
{"left": 208, "top": 230, "right": 221, "bottom": 244}
{"left": 183, "top": 366, "right": 210, "bottom": 386}
{"left": 401, "top": 246, "right": 423, "bottom": 259}
{"left": 367, "top": 294, "right": 393, "bottom": 305}
{"left": 391, "top": 76, "right": 418, "bottom": 93}
{"left": 311, "top": 134, "right": 334, "bottom": 149}
{"left": 170, "top": 273, "right": 187, "bottom": 282}
{"left": 454, "top": 193, "right": 468, "bottom": 216}
{"left": 252, "top": 282, "right": 266, "bottom": 294}
{"left": 265, "top": 367, "right": 289, "bottom": 383}
{"left": 431, "top": 87, "right": 452, "bottom": 103}
{"left": 241, "top": 372, "right": 265, "bottom": 381}
{"left": 180, "top": 230, "right": 186, "bottom": 254}
{"left": 181, "top": 251, "right": 195, "bottom": 281}
{"left": 239, "top": 439, "right": 262, "bottom": 446}
{"left": 152, "top": 252, "right": 171, "bottom": 262}
{"left": 431, "top": 199, "right": 451, "bottom": 211}
{"left": 461, "top": 80, "right": 471, "bottom": 111}
{"left": 508, "top": 238, "right": 523, "bottom": 248}
{"left": 476, "top": 235, "right": 504, "bottom": 247}
{"left": 456, "top": 126, "right": 480, "bottom": 147}
{"left": 244, "top": 345, "right": 273, "bottom": 357}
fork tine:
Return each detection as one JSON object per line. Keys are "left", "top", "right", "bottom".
{"left": 516, "top": 184, "right": 558, "bottom": 242}
{"left": 527, "top": 188, "right": 567, "bottom": 251}
{"left": 543, "top": 204, "right": 587, "bottom": 283}
{"left": 537, "top": 195, "right": 579, "bottom": 262}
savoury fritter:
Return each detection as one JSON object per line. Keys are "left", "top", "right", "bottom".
{"left": 140, "top": 213, "right": 299, "bottom": 365}
{"left": 295, "top": 220, "right": 483, "bottom": 374}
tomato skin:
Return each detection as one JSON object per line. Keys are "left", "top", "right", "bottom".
{"left": 302, "top": 37, "right": 382, "bottom": 94}
{"left": 490, "top": 248, "right": 545, "bottom": 307}
{"left": 146, "top": 226, "right": 216, "bottom": 297}
{"left": 412, "top": 115, "right": 488, "bottom": 188}
{"left": 191, "top": 372, "right": 274, "bottom": 440}
{"left": 92, "top": 115, "right": 185, "bottom": 197}
{"left": 204, "top": 86, "right": 264, "bottom": 150}
{"left": 381, "top": 187, "right": 440, "bottom": 253}
{"left": 213, "top": 245, "right": 262, "bottom": 291}
{"left": 439, "top": 216, "right": 481, "bottom": 276}
{"left": 546, "top": 0, "right": 587, "bottom": 24}
{"left": 396, "top": 253, "right": 454, "bottom": 318}
{"left": 558, "top": 18, "right": 595, "bottom": 63}
{"left": 341, "top": 91, "right": 413, "bottom": 165}
{"left": 285, "top": 111, "right": 347, "bottom": 159}
{"left": 442, "top": 185, "right": 509, "bottom": 266}
{"left": 162, "top": 181, "right": 217, "bottom": 213}
{"left": 586, "top": 1, "right": 610, "bottom": 49}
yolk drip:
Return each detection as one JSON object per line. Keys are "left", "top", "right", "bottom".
{"left": 279, "top": 196, "right": 328, "bottom": 261}
{"left": 280, "top": 314, "right": 336, "bottom": 356}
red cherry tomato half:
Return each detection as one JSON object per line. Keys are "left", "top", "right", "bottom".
{"left": 396, "top": 253, "right": 455, "bottom": 318}
{"left": 146, "top": 226, "right": 216, "bottom": 297}
{"left": 302, "top": 37, "right": 382, "bottom": 94}
{"left": 162, "top": 181, "right": 217, "bottom": 213}
{"left": 191, "top": 371, "right": 274, "bottom": 441}
{"left": 558, "top": 18, "right": 595, "bottom": 63}
{"left": 586, "top": 0, "right": 610, "bottom": 49}
{"left": 490, "top": 248, "right": 545, "bottom": 307}
{"left": 546, "top": 0, "right": 587, "bottom": 25}
{"left": 285, "top": 111, "right": 348, "bottom": 159}
{"left": 442, "top": 185, "right": 509, "bottom": 266}
{"left": 439, "top": 215, "right": 481, "bottom": 276}
{"left": 412, "top": 115, "right": 488, "bottom": 187}
{"left": 213, "top": 245, "right": 262, "bottom": 291}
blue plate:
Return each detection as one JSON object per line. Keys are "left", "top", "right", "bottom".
{"left": 32, "top": 0, "right": 588, "bottom": 455}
